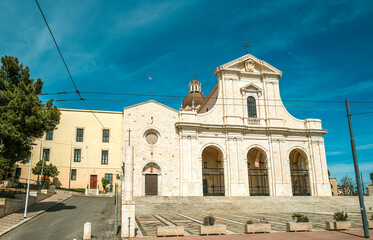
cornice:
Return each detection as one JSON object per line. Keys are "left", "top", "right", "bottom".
{"left": 175, "top": 122, "right": 327, "bottom": 136}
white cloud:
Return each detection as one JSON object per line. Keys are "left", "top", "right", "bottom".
{"left": 328, "top": 162, "right": 373, "bottom": 175}
{"left": 357, "top": 144, "right": 373, "bottom": 150}
{"left": 326, "top": 151, "right": 345, "bottom": 156}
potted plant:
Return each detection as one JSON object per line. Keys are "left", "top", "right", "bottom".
{"left": 332, "top": 211, "right": 351, "bottom": 230}
{"left": 286, "top": 213, "right": 312, "bottom": 232}
{"left": 156, "top": 225, "right": 184, "bottom": 237}
{"left": 199, "top": 215, "right": 226, "bottom": 235}
{"left": 245, "top": 218, "right": 271, "bottom": 234}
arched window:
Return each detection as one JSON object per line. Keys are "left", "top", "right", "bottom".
{"left": 247, "top": 96, "right": 257, "bottom": 118}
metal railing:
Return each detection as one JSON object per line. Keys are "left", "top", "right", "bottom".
{"left": 0, "top": 178, "right": 43, "bottom": 198}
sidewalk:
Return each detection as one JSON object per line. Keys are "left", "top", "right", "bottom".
{"left": 134, "top": 230, "right": 373, "bottom": 239}
{"left": 0, "top": 192, "right": 71, "bottom": 236}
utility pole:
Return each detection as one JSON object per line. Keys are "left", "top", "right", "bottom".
{"left": 361, "top": 172, "right": 365, "bottom": 195}
{"left": 24, "top": 143, "right": 36, "bottom": 219}
{"left": 40, "top": 150, "right": 46, "bottom": 185}
{"left": 345, "top": 99, "right": 369, "bottom": 238}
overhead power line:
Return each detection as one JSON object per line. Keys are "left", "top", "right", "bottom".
{"left": 350, "top": 111, "right": 373, "bottom": 116}
{"left": 79, "top": 91, "right": 373, "bottom": 104}
{"left": 35, "top": 0, "right": 80, "bottom": 95}
{"left": 82, "top": 98, "right": 373, "bottom": 109}
{"left": 34, "top": 0, "right": 120, "bottom": 146}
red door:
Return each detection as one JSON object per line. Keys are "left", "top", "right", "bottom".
{"left": 90, "top": 175, "right": 97, "bottom": 189}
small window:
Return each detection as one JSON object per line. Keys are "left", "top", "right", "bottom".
{"left": 74, "top": 149, "right": 81, "bottom": 162}
{"left": 43, "top": 149, "right": 50, "bottom": 161}
{"left": 247, "top": 96, "right": 257, "bottom": 118}
{"left": 15, "top": 168, "right": 21, "bottom": 179}
{"left": 101, "top": 150, "right": 108, "bottom": 164}
{"left": 76, "top": 128, "right": 84, "bottom": 142}
{"left": 71, "top": 169, "right": 76, "bottom": 180}
{"left": 105, "top": 173, "right": 113, "bottom": 183}
{"left": 46, "top": 130, "right": 53, "bottom": 140}
{"left": 102, "top": 129, "right": 109, "bottom": 142}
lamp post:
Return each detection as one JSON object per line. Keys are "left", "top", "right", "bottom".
{"left": 40, "top": 150, "right": 46, "bottom": 186}
{"left": 24, "top": 143, "right": 37, "bottom": 219}
{"left": 345, "top": 99, "right": 369, "bottom": 238}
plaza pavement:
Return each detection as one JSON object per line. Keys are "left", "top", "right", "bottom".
{"left": 0, "top": 192, "right": 71, "bottom": 236}
{"left": 135, "top": 212, "right": 371, "bottom": 236}
{"left": 132, "top": 230, "right": 373, "bottom": 239}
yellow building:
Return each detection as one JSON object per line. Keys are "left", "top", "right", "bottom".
{"left": 18, "top": 109, "right": 123, "bottom": 192}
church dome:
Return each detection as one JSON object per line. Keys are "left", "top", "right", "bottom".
{"left": 181, "top": 92, "right": 206, "bottom": 109}
{"left": 181, "top": 77, "right": 206, "bottom": 110}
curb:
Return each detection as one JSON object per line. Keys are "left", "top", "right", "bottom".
{"left": 0, "top": 194, "right": 72, "bottom": 237}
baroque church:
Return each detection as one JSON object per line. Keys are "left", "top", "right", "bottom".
{"left": 20, "top": 54, "right": 332, "bottom": 197}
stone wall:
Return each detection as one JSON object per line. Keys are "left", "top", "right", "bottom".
{"left": 0, "top": 191, "right": 53, "bottom": 217}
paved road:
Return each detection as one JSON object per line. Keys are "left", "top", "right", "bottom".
{"left": 2, "top": 196, "right": 118, "bottom": 240}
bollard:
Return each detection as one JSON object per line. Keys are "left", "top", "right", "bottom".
{"left": 83, "top": 222, "right": 91, "bottom": 239}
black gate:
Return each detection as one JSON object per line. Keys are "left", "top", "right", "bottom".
{"left": 202, "top": 168, "right": 224, "bottom": 196}
{"left": 291, "top": 170, "right": 310, "bottom": 196}
{"left": 248, "top": 169, "right": 269, "bottom": 196}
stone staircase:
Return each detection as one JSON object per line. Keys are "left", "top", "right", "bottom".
{"left": 134, "top": 196, "right": 373, "bottom": 215}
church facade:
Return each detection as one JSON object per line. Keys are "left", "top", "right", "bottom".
{"left": 20, "top": 54, "right": 331, "bottom": 197}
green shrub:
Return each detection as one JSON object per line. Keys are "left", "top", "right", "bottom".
{"left": 334, "top": 211, "right": 348, "bottom": 221}
{"left": 203, "top": 215, "right": 216, "bottom": 226}
{"left": 56, "top": 187, "right": 85, "bottom": 193}
{"left": 292, "top": 213, "right": 309, "bottom": 223}
{"left": 370, "top": 214, "right": 373, "bottom": 221}
{"left": 260, "top": 218, "right": 269, "bottom": 223}
{"left": 247, "top": 220, "right": 254, "bottom": 224}
{"left": 101, "top": 178, "right": 110, "bottom": 189}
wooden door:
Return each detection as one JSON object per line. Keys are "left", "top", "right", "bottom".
{"left": 145, "top": 174, "right": 158, "bottom": 195}
{"left": 90, "top": 175, "right": 97, "bottom": 189}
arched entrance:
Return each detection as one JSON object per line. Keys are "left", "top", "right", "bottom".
{"left": 247, "top": 147, "right": 269, "bottom": 196}
{"left": 142, "top": 162, "right": 161, "bottom": 196}
{"left": 201, "top": 146, "right": 225, "bottom": 196}
{"left": 289, "top": 149, "right": 310, "bottom": 196}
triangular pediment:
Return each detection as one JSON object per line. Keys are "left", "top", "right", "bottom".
{"left": 123, "top": 100, "right": 178, "bottom": 113}
{"left": 213, "top": 54, "right": 282, "bottom": 77}
{"left": 240, "top": 83, "right": 262, "bottom": 96}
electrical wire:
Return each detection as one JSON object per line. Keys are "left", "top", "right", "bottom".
{"left": 34, "top": 0, "right": 120, "bottom": 146}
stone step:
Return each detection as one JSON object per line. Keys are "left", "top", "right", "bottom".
{"left": 134, "top": 196, "right": 373, "bottom": 215}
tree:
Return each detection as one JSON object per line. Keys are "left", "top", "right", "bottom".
{"left": 101, "top": 177, "right": 110, "bottom": 190}
{"left": 0, "top": 55, "right": 60, "bottom": 174}
{"left": 340, "top": 175, "right": 355, "bottom": 196}
{"left": 32, "top": 160, "right": 59, "bottom": 182}
{"left": 370, "top": 172, "right": 373, "bottom": 184}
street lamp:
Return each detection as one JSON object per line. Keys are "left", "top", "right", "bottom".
{"left": 39, "top": 150, "right": 46, "bottom": 186}
{"left": 24, "top": 143, "right": 37, "bottom": 219}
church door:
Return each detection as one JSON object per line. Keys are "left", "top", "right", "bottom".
{"left": 145, "top": 174, "right": 158, "bottom": 195}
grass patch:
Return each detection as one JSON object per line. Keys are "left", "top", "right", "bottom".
{"left": 56, "top": 187, "right": 85, "bottom": 193}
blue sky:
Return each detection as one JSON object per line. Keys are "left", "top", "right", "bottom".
{"left": 1, "top": 0, "right": 373, "bottom": 186}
